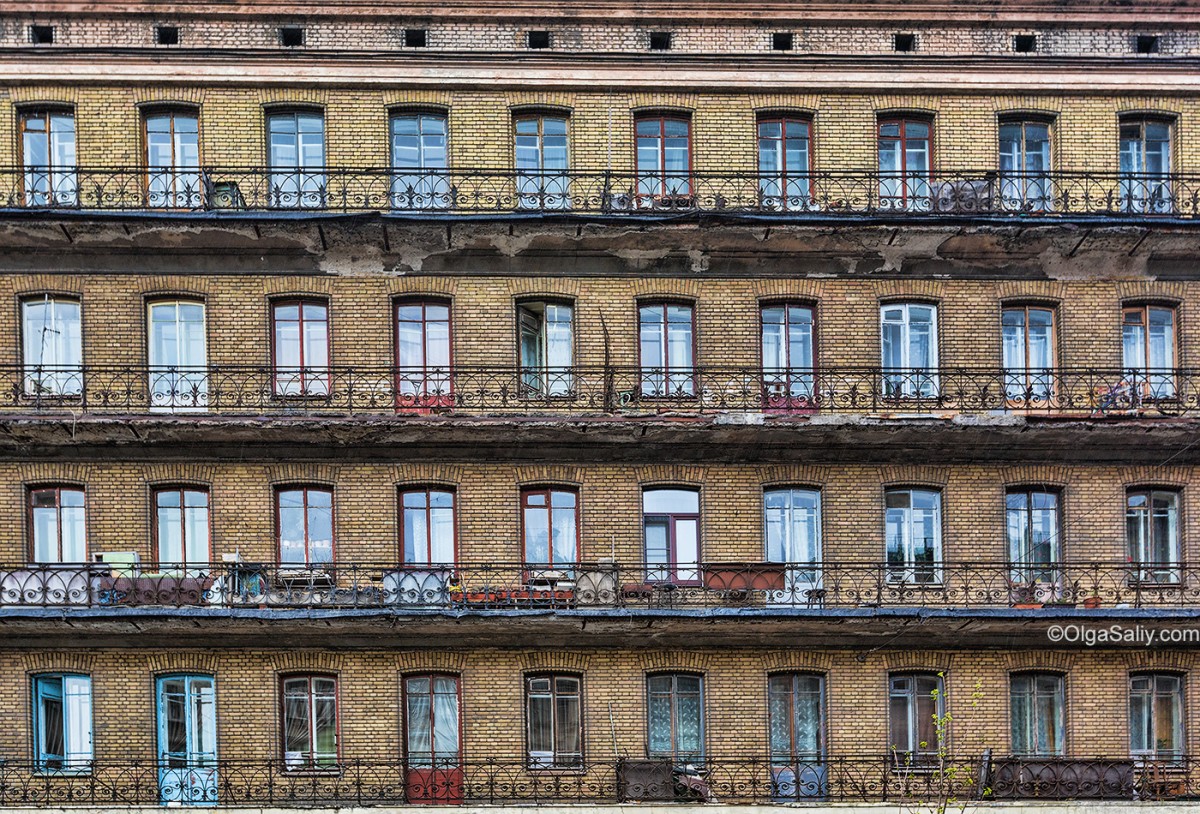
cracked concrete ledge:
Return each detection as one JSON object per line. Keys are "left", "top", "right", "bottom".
{"left": 0, "top": 803, "right": 1195, "bottom": 813}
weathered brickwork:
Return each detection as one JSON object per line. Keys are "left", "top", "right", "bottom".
{"left": 1, "top": 16, "right": 1197, "bottom": 57}
{"left": 0, "top": 275, "right": 1192, "bottom": 371}
{"left": 0, "top": 648, "right": 1195, "bottom": 763}
{"left": 2, "top": 88, "right": 1199, "bottom": 176}
{"left": 0, "top": 461, "right": 1190, "bottom": 565}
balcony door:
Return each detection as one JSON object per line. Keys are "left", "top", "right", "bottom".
{"left": 156, "top": 674, "right": 217, "bottom": 805}
{"left": 267, "top": 110, "right": 325, "bottom": 208}
{"left": 404, "top": 675, "right": 462, "bottom": 803}
{"left": 396, "top": 300, "right": 453, "bottom": 408}
{"left": 764, "top": 488, "right": 822, "bottom": 604}
{"left": 515, "top": 115, "right": 569, "bottom": 209}
{"left": 768, "top": 674, "right": 827, "bottom": 799}
{"left": 145, "top": 110, "right": 201, "bottom": 208}
{"left": 148, "top": 301, "right": 207, "bottom": 412}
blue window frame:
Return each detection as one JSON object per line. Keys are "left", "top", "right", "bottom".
{"left": 32, "top": 673, "right": 92, "bottom": 772}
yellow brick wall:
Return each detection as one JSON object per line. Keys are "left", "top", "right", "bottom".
{"left": 0, "top": 648, "right": 1196, "bottom": 764}
{"left": 0, "top": 461, "right": 1191, "bottom": 565}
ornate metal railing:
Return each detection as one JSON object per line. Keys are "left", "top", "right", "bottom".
{"left": 6, "top": 166, "right": 1200, "bottom": 218}
{"left": 4, "top": 560, "right": 1198, "bottom": 609}
{"left": 0, "top": 754, "right": 1189, "bottom": 805}
{"left": 6, "top": 365, "right": 1197, "bottom": 416}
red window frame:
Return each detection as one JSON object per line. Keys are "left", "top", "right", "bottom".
{"left": 395, "top": 298, "right": 454, "bottom": 409}
{"left": 634, "top": 114, "right": 692, "bottom": 199}
{"left": 27, "top": 485, "right": 86, "bottom": 564}
{"left": 279, "top": 673, "right": 340, "bottom": 769}
{"left": 270, "top": 298, "right": 330, "bottom": 397}
{"left": 524, "top": 672, "right": 584, "bottom": 768}
{"left": 757, "top": 116, "right": 813, "bottom": 201}
{"left": 760, "top": 301, "right": 817, "bottom": 411}
{"left": 399, "top": 486, "right": 457, "bottom": 565}
{"left": 877, "top": 117, "right": 932, "bottom": 207}
{"left": 637, "top": 300, "right": 697, "bottom": 399}
{"left": 151, "top": 485, "right": 211, "bottom": 569}
{"left": 520, "top": 487, "right": 580, "bottom": 565}
{"left": 642, "top": 488, "right": 702, "bottom": 586}
{"left": 274, "top": 485, "right": 335, "bottom": 565}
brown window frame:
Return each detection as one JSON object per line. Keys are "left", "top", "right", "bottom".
{"left": 634, "top": 113, "right": 693, "bottom": 200}
{"left": 645, "top": 671, "right": 705, "bottom": 759}
{"left": 399, "top": 486, "right": 457, "bottom": 565}
{"left": 877, "top": 116, "right": 933, "bottom": 209}
{"left": 151, "top": 485, "right": 211, "bottom": 570}
{"left": 524, "top": 672, "right": 584, "bottom": 769}
{"left": 888, "top": 671, "right": 943, "bottom": 761}
{"left": 279, "top": 673, "right": 340, "bottom": 770}
{"left": 395, "top": 297, "right": 454, "bottom": 409}
{"left": 270, "top": 298, "right": 331, "bottom": 397}
{"left": 27, "top": 485, "right": 86, "bottom": 564}
{"left": 756, "top": 116, "right": 813, "bottom": 204}
{"left": 274, "top": 485, "right": 335, "bottom": 566}
{"left": 520, "top": 487, "right": 580, "bottom": 566}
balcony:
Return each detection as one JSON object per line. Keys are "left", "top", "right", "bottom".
{"left": 0, "top": 754, "right": 1186, "bottom": 805}
{"left": 5, "top": 365, "right": 1197, "bottom": 417}
{"left": 3, "top": 167, "right": 1198, "bottom": 220}
{"left": 2, "top": 560, "right": 1195, "bottom": 610}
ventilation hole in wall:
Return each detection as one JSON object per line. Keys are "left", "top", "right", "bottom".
{"left": 1136, "top": 34, "right": 1160, "bottom": 54}
{"left": 1013, "top": 34, "right": 1037, "bottom": 53}
{"left": 405, "top": 28, "right": 428, "bottom": 47}
{"left": 279, "top": 26, "right": 306, "bottom": 47}
{"left": 527, "top": 30, "right": 551, "bottom": 49}
{"left": 155, "top": 25, "right": 179, "bottom": 45}
{"left": 649, "top": 31, "right": 672, "bottom": 50}
{"left": 29, "top": 25, "right": 55, "bottom": 45}
{"left": 893, "top": 33, "right": 916, "bottom": 52}
{"left": 772, "top": 32, "right": 794, "bottom": 51}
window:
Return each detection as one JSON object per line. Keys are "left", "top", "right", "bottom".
{"left": 396, "top": 299, "right": 452, "bottom": 407}
{"left": 515, "top": 115, "right": 569, "bottom": 209}
{"left": 885, "top": 488, "right": 941, "bottom": 583}
{"left": 277, "top": 487, "right": 334, "bottom": 565}
{"left": 1013, "top": 34, "right": 1037, "bottom": 52}
{"left": 272, "top": 300, "right": 330, "bottom": 397}
{"left": 29, "top": 25, "right": 55, "bottom": 44}
{"left": 145, "top": 109, "right": 201, "bottom": 208}
{"left": 880, "top": 302, "right": 938, "bottom": 398}
{"left": 1126, "top": 489, "right": 1181, "bottom": 583}
{"left": 1006, "top": 489, "right": 1061, "bottom": 589}
{"left": 404, "top": 28, "right": 427, "bottom": 47}
{"left": 281, "top": 675, "right": 337, "bottom": 769}
{"left": 526, "top": 674, "right": 582, "bottom": 767}
{"left": 761, "top": 303, "right": 814, "bottom": 405}
{"left": 764, "top": 488, "right": 822, "bottom": 599}
{"left": 148, "top": 300, "right": 207, "bottom": 412}
{"left": 33, "top": 674, "right": 92, "bottom": 772}
{"left": 768, "top": 673, "right": 825, "bottom": 762}
{"left": 647, "top": 673, "right": 703, "bottom": 759}
{"left": 1119, "top": 118, "right": 1173, "bottom": 213}
{"left": 639, "top": 302, "right": 694, "bottom": 397}
{"left": 643, "top": 488, "right": 700, "bottom": 584}
{"left": 1130, "top": 673, "right": 1184, "bottom": 761}
{"left": 267, "top": 110, "right": 325, "bottom": 208}
{"left": 21, "top": 110, "right": 76, "bottom": 207}
{"left": 156, "top": 674, "right": 217, "bottom": 803}
{"left": 519, "top": 301, "right": 573, "bottom": 397}
{"left": 893, "top": 33, "right": 916, "bottom": 52}
{"left": 390, "top": 112, "right": 449, "bottom": 210}
{"left": 21, "top": 295, "right": 82, "bottom": 397}
{"left": 635, "top": 115, "right": 691, "bottom": 202}
{"left": 29, "top": 487, "right": 85, "bottom": 564}
{"left": 154, "top": 487, "right": 210, "bottom": 570}
{"left": 279, "top": 26, "right": 305, "bottom": 47}
{"left": 772, "top": 32, "right": 794, "bottom": 51}
{"left": 522, "top": 488, "right": 578, "bottom": 566}
{"left": 1123, "top": 304, "right": 1176, "bottom": 399}
{"left": 1011, "top": 673, "right": 1065, "bottom": 756}
{"left": 401, "top": 488, "right": 455, "bottom": 564}
{"left": 758, "top": 118, "right": 811, "bottom": 210}
{"left": 527, "top": 30, "right": 551, "bottom": 49}
{"left": 649, "top": 32, "right": 672, "bottom": 50}
{"left": 888, "top": 673, "right": 942, "bottom": 760}
{"left": 877, "top": 118, "right": 930, "bottom": 210}
{"left": 998, "top": 120, "right": 1051, "bottom": 211}
{"left": 1001, "top": 305, "right": 1055, "bottom": 403}
{"left": 155, "top": 25, "right": 180, "bottom": 45}
{"left": 404, "top": 674, "right": 460, "bottom": 770}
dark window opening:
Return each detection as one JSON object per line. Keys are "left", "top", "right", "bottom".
{"left": 772, "top": 32, "right": 794, "bottom": 51}
{"left": 405, "top": 28, "right": 428, "bottom": 48}
{"left": 279, "top": 26, "right": 306, "bottom": 47}
{"left": 893, "top": 33, "right": 915, "bottom": 52}
{"left": 155, "top": 25, "right": 179, "bottom": 45}
{"left": 29, "top": 25, "right": 55, "bottom": 45}
{"left": 649, "top": 31, "right": 672, "bottom": 51}
{"left": 1014, "top": 34, "right": 1037, "bottom": 53}
{"left": 527, "top": 30, "right": 551, "bottom": 49}
{"left": 1137, "top": 34, "right": 1160, "bottom": 54}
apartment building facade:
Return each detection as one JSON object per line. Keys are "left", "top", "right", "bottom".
{"left": 0, "top": 0, "right": 1199, "bottom": 810}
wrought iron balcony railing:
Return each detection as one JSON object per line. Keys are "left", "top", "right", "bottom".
{"left": 6, "top": 365, "right": 1196, "bottom": 416}
{"left": 6, "top": 166, "right": 1200, "bottom": 218}
{"left": 3, "top": 560, "right": 1195, "bottom": 609}
{"left": 0, "top": 754, "right": 1190, "bottom": 805}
